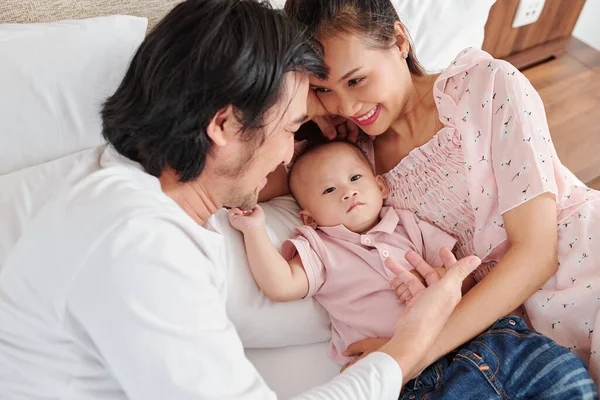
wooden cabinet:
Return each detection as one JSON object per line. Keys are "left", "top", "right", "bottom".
{"left": 483, "top": 0, "right": 587, "bottom": 69}
{"left": 483, "top": 0, "right": 600, "bottom": 189}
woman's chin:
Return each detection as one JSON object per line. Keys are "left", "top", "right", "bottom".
{"left": 361, "top": 122, "right": 388, "bottom": 138}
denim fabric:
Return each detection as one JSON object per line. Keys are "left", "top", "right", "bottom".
{"left": 399, "top": 317, "right": 598, "bottom": 399}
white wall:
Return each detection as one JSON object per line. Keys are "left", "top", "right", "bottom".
{"left": 573, "top": 0, "right": 600, "bottom": 51}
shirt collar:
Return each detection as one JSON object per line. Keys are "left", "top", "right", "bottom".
{"left": 318, "top": 207, "right": 398, "bottom": 240}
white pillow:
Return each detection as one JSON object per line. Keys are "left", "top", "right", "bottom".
{"left": 0, "top": 147, "right": 105, "bottom": 267}
{"left": 246, "top": 341, "right": 339, "bottom": 398}
{"left": 393, "top": 0, "right": 496, "bottom": 72}
{"left": 0, "top": 15, "right": 147, "bottom": 175}
{"left": 0, "top": 149, "right": 332, "bottom": 348}
{"left": 210, "top": 198, "right": 332, "bottom": 348}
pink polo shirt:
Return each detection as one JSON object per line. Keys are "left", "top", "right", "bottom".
{"left": 281, "top": 207, "right": 457, "bottom": 364}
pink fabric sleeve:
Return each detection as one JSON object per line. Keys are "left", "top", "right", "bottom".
{"left": 395, "top": 209, "right": 457, "bottom": 268}
{"left": 417, "top": 220, "right": 459, "bottom": 267}
{"left": 489, "top": 61, "right": 559, "bottom": 215}
{"left": 280, "top": 227, "right": 327, "bottom": 297}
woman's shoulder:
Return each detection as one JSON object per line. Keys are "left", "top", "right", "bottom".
{"left": 439, "top": 48, "right": 493, "bottom": 78}
{"left": 435, "top": 48, "right": 525, "bottom": 106}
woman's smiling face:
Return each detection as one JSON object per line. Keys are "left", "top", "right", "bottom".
{"left": 309, "top": 27, "right": 414, "bottom": 137}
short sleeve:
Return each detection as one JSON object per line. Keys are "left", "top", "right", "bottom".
{"left": 489, "top": 61, "right": 558, "bottom": 214}
{"left": 417, "top": 220, "right": 458, "bottom": 267}
{"left": 281, "top": 226, "right": 327, "bottom": 297}
{"left": 395, "top": 209, "right": 457, "bottom": 268}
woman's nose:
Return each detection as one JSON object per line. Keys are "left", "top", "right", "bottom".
{"left": 337, "top": 97, "right": 361, "bottom": 118}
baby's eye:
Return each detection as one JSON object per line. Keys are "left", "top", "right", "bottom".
{"left": 323, "top": 187, "right": 335, "bottom": 195}
{"left": 348, "top": 77, "right": 364, "bottom": 87}
{"left": 350, "top": 175, "right": 361, "bottom": 182}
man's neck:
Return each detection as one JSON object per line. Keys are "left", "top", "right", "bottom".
{"left": 159, "top": 168, "right": 220, "bottom": 225}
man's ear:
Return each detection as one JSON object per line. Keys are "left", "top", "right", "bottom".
{"left": 393, "top": 21, "right": 410, "bottom": 55}
{"left": 206, "top": 105, "right": 240, "bottom": 147}
{"left": 299, "top": 209, "right": 318, "bottom": 229}
{"left": 376, "top": 175, "right": 389, "bottom": 200}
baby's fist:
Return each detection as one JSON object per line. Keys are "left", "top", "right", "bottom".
{"left": 228, "top": 206, "right": 266, "bottom": 233}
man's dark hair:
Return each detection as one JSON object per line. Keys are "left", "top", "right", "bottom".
{"left": 101, "top": 0, "right": 327, "bottom": 182}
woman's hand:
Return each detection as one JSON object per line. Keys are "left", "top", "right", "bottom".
{"left": 341, "top": 337, "right": 391, "bottom": 372}
{"left": 307, "top": 90, "right": 360, "bottom": 142}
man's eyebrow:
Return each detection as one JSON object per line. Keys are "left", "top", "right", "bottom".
{"left": 339, "top": 67, "right": 362, "bottom": 82}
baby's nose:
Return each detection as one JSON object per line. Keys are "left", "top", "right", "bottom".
{"left": 343, "top": 190, "right": 358, "bottom": 200}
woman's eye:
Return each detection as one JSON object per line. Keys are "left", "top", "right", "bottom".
{"left": 323, "top": 187, "right": 335, "bottom": 195}
{"left": 350, "top": 175, "right": 361, "bottom": 182}
{"left": 348, "top": 77, "right": 364, "bottom": 87}
{"left": 312, "top": 87, "right": 331, "bottom": 94}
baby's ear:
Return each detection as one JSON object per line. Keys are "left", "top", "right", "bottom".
{"left": 299, "top": 210, "right": 318, "bottom": 229}
{"left": 376, "top": 175, "right": 389, "bottom": 199}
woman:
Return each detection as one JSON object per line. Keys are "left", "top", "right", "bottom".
{"left": 272, "top": 0, "right": 600, "bottom": 390}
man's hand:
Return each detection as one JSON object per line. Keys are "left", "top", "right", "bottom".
{"left": 228, "top": 206, "right": 266, "bottom": 234}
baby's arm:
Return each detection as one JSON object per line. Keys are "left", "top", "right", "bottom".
{"left": 229, "top": 206, "right": 309, "bottom": 302}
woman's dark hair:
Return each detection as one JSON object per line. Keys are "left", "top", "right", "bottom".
{"left": 101, "top": 0, "right": 326, "bottom": 182}
{"left": 284, "top": 0, "right": 424, "bottom": 77}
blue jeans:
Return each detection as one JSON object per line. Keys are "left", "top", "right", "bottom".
{"left": 399, "top": 317, "right": 598, "bottom": 399}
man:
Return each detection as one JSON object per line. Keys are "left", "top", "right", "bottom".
{"left": 0, "top": 1, "right": 478, "bottom": 399}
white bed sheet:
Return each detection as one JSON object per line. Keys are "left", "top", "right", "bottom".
{"left": 246, "top": 341, "right": 341, "bottom": 399}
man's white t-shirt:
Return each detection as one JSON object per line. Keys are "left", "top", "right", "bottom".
{"left": 0, "top": 146, "right": 403, "bottom": 399}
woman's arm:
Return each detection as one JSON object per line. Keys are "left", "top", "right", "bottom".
{"left": 405, "top": 192, "right": 558, "bottom": 378}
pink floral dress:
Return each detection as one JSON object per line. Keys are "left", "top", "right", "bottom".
{"left": 360, "top": 48, "right": 600, "bottom": 382}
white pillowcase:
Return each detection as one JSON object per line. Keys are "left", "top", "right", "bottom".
{"left": 393, "top": 0, "right": 496, "bottom": 72}
{"left": 0, "top": 147, "right": 104, "bottom": 267}
{"left": 210, "top": 198, "right": 332, "bottom": 348}
{"left": 246, "top": 341, "right": 339, "bottom": 398}
{"left": 0, "top": 15, "right": 147, "bottom": 175}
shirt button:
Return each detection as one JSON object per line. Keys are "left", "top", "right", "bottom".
{"left": 382, "top": 250, "right": 390, "bottom": 258}
{"left": 363, "top": 237, "right": 372, "bottom": 245}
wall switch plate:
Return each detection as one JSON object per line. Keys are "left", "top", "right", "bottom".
{"left": 512, "top": 0, "right": 546, "bottom": 28}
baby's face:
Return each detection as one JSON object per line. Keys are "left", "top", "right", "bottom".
{"left": 292, "top": 142, "right": 387, "bottom": 233}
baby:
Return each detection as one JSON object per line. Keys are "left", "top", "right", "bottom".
{"left": 229, "top": 140, "right": 597, "bottom": 398}
{"left": 229, "top": 140, "right": 458, "bottom": 364}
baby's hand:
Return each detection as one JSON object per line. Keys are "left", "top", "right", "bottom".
{"left": 390, "top": 248, "right": 473, "bottom": 305}
{"left": 228, "top": 206, "right": 266, "bottom": 233}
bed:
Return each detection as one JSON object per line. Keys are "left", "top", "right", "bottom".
{"left": 0, "top": 1, "right": 496, "bottom": 397}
